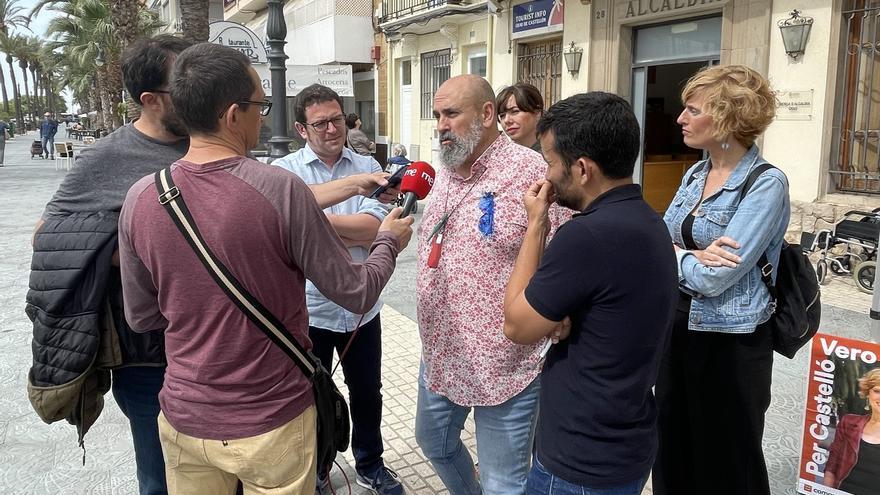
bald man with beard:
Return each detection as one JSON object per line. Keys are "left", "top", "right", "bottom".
{"left": 413, "top": 75, "right": 569, "bottom": 495}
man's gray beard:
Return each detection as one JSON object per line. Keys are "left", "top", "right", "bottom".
{"left": 438, "top": 118, "right": 482, "bottom": 170}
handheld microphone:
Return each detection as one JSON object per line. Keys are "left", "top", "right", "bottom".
{"left": 399, "top": 161, "right": 435, "bottom": 218}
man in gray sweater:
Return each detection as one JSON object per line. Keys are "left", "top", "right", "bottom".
{"left": 35, "top": 35, "right": 193, "bottom": 495}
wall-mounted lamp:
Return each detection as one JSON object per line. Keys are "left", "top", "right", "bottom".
{"left": 777, "top": 10, "right": 813, "bottom": 59}
{"left": 563, "top": 41, "right": 582, "bottom": 75}
{"left": 95, "top": 46, "right": 105, "bottom": 67}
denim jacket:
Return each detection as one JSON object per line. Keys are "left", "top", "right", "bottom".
{"left": 663, "top": 145, "right": 790, "bottom": 333}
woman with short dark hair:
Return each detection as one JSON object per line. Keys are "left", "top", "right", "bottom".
{"left": 495, "top": 83, "right": 543, "bottom": 152}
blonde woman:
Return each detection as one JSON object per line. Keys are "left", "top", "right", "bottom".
{"left": 824, "top": 368, "right": 880, "bottom": 494}
{"left": 654, "top": 65, "right": 789, "bottom": 495}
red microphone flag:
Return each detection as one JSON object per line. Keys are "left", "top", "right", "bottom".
{"left": 400, "top": 161, "right": 435, "bottom": 200}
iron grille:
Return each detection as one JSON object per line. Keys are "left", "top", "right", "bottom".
{"left": 517, "top": 39, "right": 562, "bottom": 107}
{"left": 832, "top": 1, "right": 880, "bottom": 195}
{"left": 380, "top": 0, "right": 461, "bottom": 24}
{"left": 421, "top": 49, "right": 451, "bottom": 119}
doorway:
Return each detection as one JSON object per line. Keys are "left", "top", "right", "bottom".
{"left": 630, "top": 16, "right": 721, "bottom": 213}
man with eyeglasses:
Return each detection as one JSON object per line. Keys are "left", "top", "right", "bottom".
{"left": 117, "top": 44, "right": 413, "bottom": 494}
{"left": 31, "top": 35, "right": 194, "bottom": 495}
{"left": 273, "top": 84, "right": 404, "bottom": 495}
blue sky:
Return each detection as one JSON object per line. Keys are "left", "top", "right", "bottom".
{"left": 2, "top": 0, "right": 74, "bottom": 115}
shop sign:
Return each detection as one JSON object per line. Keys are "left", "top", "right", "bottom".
{"left": 796, "top": 334, "right": 880, "bottom": 495}
{"left": 253, "top": 64, "right": 354, "bottom": 97}
{"left": 777, "top": 90, "right": 813, "bottom": 121}
{"left": 623, "top": 0, "right": 725, "bottom": 19}
{"left": 512, "top": 0, "right": 564, "bottom": 40}
{"left": 208, "top": 21, "right": 268, "bottom": 64}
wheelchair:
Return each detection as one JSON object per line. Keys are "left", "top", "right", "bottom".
{"left": 801, "top": 207, "right": 880, "bottom": 294}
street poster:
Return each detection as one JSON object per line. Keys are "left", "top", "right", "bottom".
{"left": 798, "top": 333, "right": 880, "bottom": 495}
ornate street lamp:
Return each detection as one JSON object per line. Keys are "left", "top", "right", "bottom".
{"left": 266, "top": 0, "right": 292, "bottom": 161}
{"left": 777, "top": 10, "right": 813, "bottom": 59}
{"left": 563, "top": 41, "right": 582, "bottom": 75}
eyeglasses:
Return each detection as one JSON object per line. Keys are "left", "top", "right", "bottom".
{"left": 218, "top": 99, "right": 272, "bottom": 118}
{"left": 238, "top": 99, "right": 272, "bottom": 116}
{"left": 303, "top": 115, "right": 345, "bottom": 133}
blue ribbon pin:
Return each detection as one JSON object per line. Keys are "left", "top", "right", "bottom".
{"left": 478, "top": 192, "right": 495, "bottom": 237}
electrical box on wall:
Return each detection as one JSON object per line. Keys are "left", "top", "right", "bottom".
{"left": 370, "top": 45, "right": 381, "bottom": 62}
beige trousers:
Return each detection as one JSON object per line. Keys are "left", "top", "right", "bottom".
{"left": 157, "top": 405, "right": 317, "bottom": 495}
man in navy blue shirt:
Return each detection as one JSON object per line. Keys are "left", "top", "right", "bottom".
{"left": 39, "top": 112, "right": 59, "bottom": 160}
{"left": 503, "top": 92, "right": 677, "bottom": 495}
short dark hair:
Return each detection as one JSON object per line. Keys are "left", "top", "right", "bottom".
{"left": 537, "top": 92, "right": 641, "bottom": 180}
{"left": 496, "top": 83, "right": 544, "bottom": 115}
{"left": 294, "top": 84, "right": 344, "bottom": 124}
{"left": 345, "top": 113, "right": 359, "bottom": 129}
{"left": 170, "top": 43, "right": 255, "bottom": 135}
{"left": 122, "top": 35, "right": 193, "bottom": 107}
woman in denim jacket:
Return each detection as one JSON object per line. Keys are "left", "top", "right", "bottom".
{"left": 652, "top": 65, "right": 790, "bottom": 495}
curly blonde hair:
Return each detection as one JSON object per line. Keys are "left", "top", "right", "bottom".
{"left": 681, "top": 65, "right": 776, "bottom": 148}
{"left": 858, "top": 368, "right": 880, "bottom": 399}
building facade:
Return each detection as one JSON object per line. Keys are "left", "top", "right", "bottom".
{"left": 223, "top": 0, "right": 382, "bottom": 156}
{"left": 380, "top": 0, "right": 880, "bottom": 238}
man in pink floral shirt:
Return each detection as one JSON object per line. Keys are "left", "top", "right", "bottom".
{"left": 415, "top": 74, "right": 568, "bottom": 494}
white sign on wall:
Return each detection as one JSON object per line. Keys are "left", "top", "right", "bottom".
{"left": 777, "top": 90, "right": 813, "bottom": 121}
{"left": 253, "top": 64, "right": 354, "bottom": 97}
{"left": 208, "top": 21, "right": 268, "bottom": 64}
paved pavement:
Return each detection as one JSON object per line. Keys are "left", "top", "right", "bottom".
{"left": 0, "top": 132, "right": 878, "bottom": 494}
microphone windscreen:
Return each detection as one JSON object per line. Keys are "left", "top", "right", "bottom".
{"left": 400, "top": 161, "right": 435, "bottom": 200}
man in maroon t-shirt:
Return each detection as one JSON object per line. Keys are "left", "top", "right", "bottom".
{"left": 119, "top": 43, "right": 413, "bottom": 494}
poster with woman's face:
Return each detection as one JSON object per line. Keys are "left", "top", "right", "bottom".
{"left": 798, "top": 334, "right": 880, "bottom": 495}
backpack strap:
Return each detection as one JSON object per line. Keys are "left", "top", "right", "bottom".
{"left": 740, "top": 163, "right": 778, "bottom": 301}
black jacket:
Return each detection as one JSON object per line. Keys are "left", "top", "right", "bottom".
{"left": 26, "top": 211, "right": 164, "bottom": 443}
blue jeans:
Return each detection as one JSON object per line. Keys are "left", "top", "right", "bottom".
{"left": 41, "top": 135, "right": 54, "bottom": 158}
{"left": 415, "top": 366, "right": 540, "bottom": 495}
{"left": 112, "top": 366, "right": 167, "bottom": 495}
{"left": 527, "top": 455, "right": 648, "bottom": 495}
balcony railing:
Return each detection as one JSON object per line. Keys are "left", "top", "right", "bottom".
{"left": 380, "top": 0, "right": 463, "bottom": 24}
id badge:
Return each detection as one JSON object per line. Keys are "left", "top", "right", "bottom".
{"left": 428, "top": 233, "right": 443, "bottom": 268}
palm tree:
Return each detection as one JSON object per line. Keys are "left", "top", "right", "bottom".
{"left": 0, "top": 0, "right": 29, "bottom": 114}
{"left": 0, "top": 32, "right": 24, "bottom": 126}
{"left": 13, "top": 36, "right": 33, "bottom": 125}
{"left": 180, "top": 0, "right": 209, "bottom": 43}
{"left": 25, "top": 36, "right": 41, "bottom": 117}
{"left": 46, "top": 0, "right": 163, "bottom": 130}
{"left": 38, "top": 43, "right": 61, "bottom": 114}
{"left": 110, "top": 0, "right": 141, "bottom": 46}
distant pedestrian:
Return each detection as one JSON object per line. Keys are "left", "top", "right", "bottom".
{"left": 0, "top": 119, "right": 8, "bottom": 166}
{"left": 386, "top": 144, "right": 411, "bottom": 173}
{"left": 39, "top": 112, "right": 58, "bottom": 160}
{"left": 346, "top": 113, "right": 375, "bottom": 156}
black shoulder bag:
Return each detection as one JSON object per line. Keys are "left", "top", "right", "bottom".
{"left": 686, "top": 163, "right": 821, "bottom": 358}
{"left": 153, "top": 167, "right": 350, "bottom": 475}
